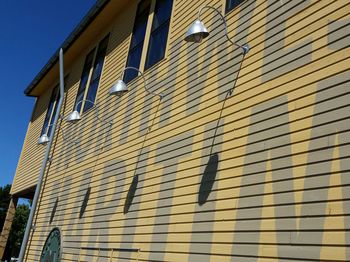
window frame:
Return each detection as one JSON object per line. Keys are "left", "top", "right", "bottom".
{"left": 73, "top": 48, "right": 95, "bottom": 114}
{"left": 73, "top": 34, "right": 110, "bottom": 114}
{"left": 40, "top": 75, "right": 69, "bottom": 137}
{"left": 40, "top": 85, "right": 60, "bottom": 137}
{"left": 144, "top": 0, "right": 173, "bottom": 70}
{"left": 124, "top": 0, "right": 174, "bottom": 83}
{"left": 123, "top": 0, "right": 152, "bottom": 84}
{"left": 225, "top": 0, "right": 244, "bottom": 14}
{"left": 83, "top": 35, "right": 109, "bottom": 112}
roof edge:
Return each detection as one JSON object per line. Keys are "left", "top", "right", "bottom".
{"left": 24, "top": 0, "right": 110, "bottom": 96}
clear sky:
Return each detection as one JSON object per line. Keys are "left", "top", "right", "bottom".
{"left": 0, "top": 1, "right": 97, "bottom": 188}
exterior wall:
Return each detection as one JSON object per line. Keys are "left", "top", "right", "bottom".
{"left": 21, "top": 0, "right": 350, "bottom": 261}
{"left": 11, "top": 87, "right": 56, "bottom": 195}
{"left": 0, "top": 197, "right": 17, "bottom": 259}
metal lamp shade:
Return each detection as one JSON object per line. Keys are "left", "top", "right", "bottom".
{"left": 66, "top": 110, "right": 81, "bottom": 123}
{"left": 109, "top": 79, "right": 128, "bottom": 97}
{"left": 38, "top": 134, "right": 50, "bottom": 145}
{"left": 184, "top": 20, "right": 209, "bottom": 43}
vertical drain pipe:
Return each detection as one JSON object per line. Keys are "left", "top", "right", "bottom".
{"left": 18, "top": 48, "right": 65, "bottom": 262}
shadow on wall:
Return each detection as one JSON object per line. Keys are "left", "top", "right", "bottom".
{"left": 195, "top": 33, "right": 247, "bottom": 204}
{"left": 122, "top": 97, "right": 162, "bottom": 214}
{"left": 79, "top": 187, "right": 91, "bottom": 218}
{"left": 124, "top": 175, "right": 139, "bottom": 214}
{"left": 198, "top": 152, "right": 219, "bottom": 205}
{"left": 50, "top": 197, "right": 59, "bottom": 224}
{"left": 196, "top": 91, "right": 229, "bottom": 206}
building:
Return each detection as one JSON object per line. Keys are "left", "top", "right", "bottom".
{"left": 1, "top": 0, "right": 350, "bottom": 261}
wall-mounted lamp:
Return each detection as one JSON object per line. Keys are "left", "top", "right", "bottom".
{"left": 185, "top": 5, "right": 249, "bottom": 54}
{"left": 109, "top": 69, "right": 163, "bottom": 214}
{"left": 109, "top": 66, "right": 163, "bottom": 100}
{"left": 39, "top": 99, "right": 108, "bottom": 144}
{"left": 184, "top": 6, "right": 251, "bottom": 206}
{"left": 38, "top": 133, "right": 50, "bottom": 145}
{"left": 66, "top": 99, "right": 94, "bottom": 124}
{"left": 66, "top": 110, "right": 81, "bottom": 123}
{"left": 66, "top": 99, "right": 112, "bottom": 130}
{"left": 38, "top": 115, "right": 64, "bottom": 145}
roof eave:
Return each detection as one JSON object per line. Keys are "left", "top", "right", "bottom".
{"left": 24, "top": 0, "right": 110, "bottom": 97}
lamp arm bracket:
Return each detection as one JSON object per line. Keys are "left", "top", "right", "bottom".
{"left": 121, "top": 66, "right": 163, "bottom": 100}
{"left": 74, "top": 99, "right": 95, "bottom": 111}
{"left": 198, "top": 5, "right": 249, "bottom": 54}
{"left": 73, "top": 99, "right": 111, "bottom": 125}
{"left": 42, "top": 113, "right": 64, "bottom": 136}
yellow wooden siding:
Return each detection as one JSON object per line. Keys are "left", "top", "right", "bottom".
{"left": 11, "top": 88, "right": 52, "bottom": 195}
{"left": 20, "top": 0, "right": 350, "bottom": 261}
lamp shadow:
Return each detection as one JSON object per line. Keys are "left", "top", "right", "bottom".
{"left": 196, "top": 93, "right": 226, "bottom": 206}
{"left": 77, "top": 120, "right": 113, "bottom": 218}
{"left": 196, "top": 50, "right": 247, "bottom": 206}
{"left": 198, "top": 152, "right": 219, "bottom": 205}
{"left": 123, "top": 175, "right": 139, "bottom": 214}
{"left": 79, "top": 187, "right": 91, "bottom": 218}
{"left": 122, "top": 99, "right": 162, "bottom": 214}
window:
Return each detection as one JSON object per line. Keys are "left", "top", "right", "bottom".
{"left": 73, "top": 34, "right": 109, "bottom": 113}
{"left": 225, "top": 0, "right": 243, "bottom": 13}
{"left": 144, "top": 0, "right": 173, "bottom": 70}
{"left": 124, "top": 0, "right": 173, "bottom": 83}
{"left": 124, "top": 0, "right": 151, "bottom": 84}
{"left": 41, "top": 86, "right": 59, "bottom": 137}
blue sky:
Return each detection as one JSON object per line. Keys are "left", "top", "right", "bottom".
{"left": 0, "top": 1, "right": 96, "bottom": 188}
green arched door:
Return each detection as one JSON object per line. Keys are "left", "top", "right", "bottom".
{"left": 40, "top": 228, "right": 61, "bottom": 262}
